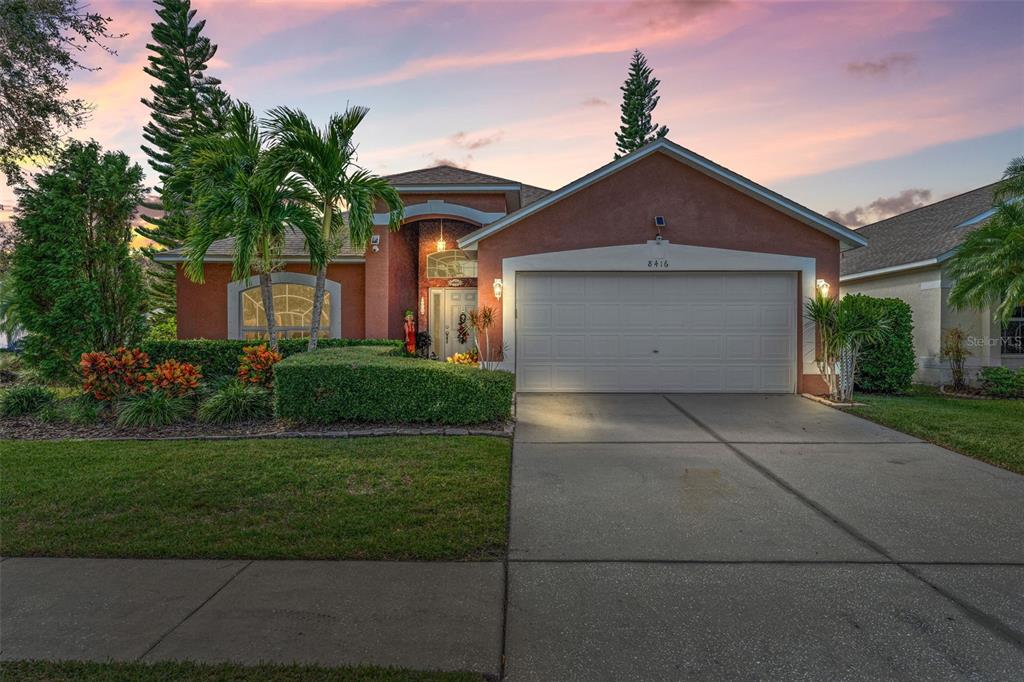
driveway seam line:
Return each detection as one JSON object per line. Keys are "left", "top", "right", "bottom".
{"left": 660, "top": 394, "right": 1024, "bottom": 651}
{"left": 137, "top": 559, "right": 253, "bottom": 662}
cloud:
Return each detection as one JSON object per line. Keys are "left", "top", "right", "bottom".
{"left": 827, "top": 188, "right": 932, "bottom": 227}
{"left": 846, "top": 52, "right": 916, "bottom": 77}
{"left": 582, "top": 97, "right": 609, "bottom": 107}
{"left": 450, "top": 130, "right": 503, "bottom": 150}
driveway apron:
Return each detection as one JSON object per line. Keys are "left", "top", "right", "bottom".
{"left": 504, "top": 393, "right": 1024, "bottom": 681}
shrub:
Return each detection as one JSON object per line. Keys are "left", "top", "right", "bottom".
{"left": 446, "top": 350, "right": 478, "bottom": 365}
{"left": 275, "top": 346, "right": 515, "bottom": 425}
{"left": 854, "top": 296, "right": 916, "bottom": 394}
{"left": 37, "top": 395, "right": 104, "bottom": 425}
{"left": 941, "top": 327, "right": 972, "bottom": 391}
{"left": 0, "top": 352, "right": 21, "bottom": 383}
{"left": 80, "top": 348, "right": 151, "bottom": 400}
{"left": 145, "top": 317, "right": 177, "bottom": 341}
{"left": 238, "top": 344, "right": 282, "bottom": 387}
{"left": 197, "top": 380, "right": 273, "bottom": 424}
{"left": 147, "top": 359, "right": 202, "bottom": 397}
{"left": 116, "top": 390, "right": 192, "bottom": 427}
{"left": 139, "top": 338, "right": 402, "bottom": 380}
{"left": 0, "top": 385, "right": 55, "bottom": 417}
{"left": 978, "top": 366, "right": 1024, "bottom": 398}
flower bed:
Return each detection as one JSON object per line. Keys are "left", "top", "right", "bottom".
{"left": 274, "top": 346, "right": 515, "bottom": 425}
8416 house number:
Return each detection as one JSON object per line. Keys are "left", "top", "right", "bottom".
{"left": 648, "top": 259, "right": 670, "bottom": 269}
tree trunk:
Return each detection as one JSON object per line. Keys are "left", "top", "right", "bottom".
{"left": 307, "top": 202, "right": 333, "bottom": 351}
{"left": 307, "top": 266, "right": 328, "bottom": 351}
{"left": 259, "top": 271, "right": 278, "bottom": 350}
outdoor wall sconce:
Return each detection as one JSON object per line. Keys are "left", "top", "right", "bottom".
{"left": 816, "top": 279, "right": 830, "bottom": 297}
{"left": 419, "top": 296, "right": 425, "bottom": 315}
{"left": 492, "top": 278, "right": 503, "bottom": 300}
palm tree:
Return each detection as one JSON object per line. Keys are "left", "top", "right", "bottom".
{"left": 175, "top": 103, "right": 326, "bottom": 349}
{"left": 805, "top": 291, "right": 890, "bottom": 401}
{"left": 264, "top": 106, "right": 404, "bottom": 350}
{"left": 948, "top": 157, "right": 1024, "bottom": 324}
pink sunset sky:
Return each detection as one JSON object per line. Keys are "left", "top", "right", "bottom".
{"left": 5, "top": 0, "right": 1023, "bottom": 227}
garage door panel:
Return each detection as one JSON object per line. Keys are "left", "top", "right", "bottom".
{"left": 516, "top": 272, "right": 796, "bottom": 393}
{"left": 586, "top": 304, "right": 621, "bottom": 328}
{"left": 519, "top": 304, "right": 553, "bottom": 330}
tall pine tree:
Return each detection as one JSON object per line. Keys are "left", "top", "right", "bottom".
{"left": 138, "top": 0, "right": 229, "bottom": 317}
{"left": 614, "top": 50, "right": 669, "bottom": 159}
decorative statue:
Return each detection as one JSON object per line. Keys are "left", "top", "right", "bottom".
{"left": 404, "top": 309, "right": 416, "bottom": 354}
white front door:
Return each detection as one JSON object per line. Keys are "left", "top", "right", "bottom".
{"left": 430, "top": 288, "right": 478, "bottom": 360}
{"left": 515, "top": 271, "right": 797, "bottom": 392}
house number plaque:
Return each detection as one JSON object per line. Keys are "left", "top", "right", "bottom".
{"left": 447, "top": 278, "right": 465, "bottom": 287}
{"left": 647, "top": 259, "right": 670, "bottom": 269}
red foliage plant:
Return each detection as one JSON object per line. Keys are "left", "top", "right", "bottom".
{"left": 80, "top": 348, "right": 151, "bottom": 401}
{"left": 148, "top": 359, "right": 202, "bottom": 397}
{"left": 238, "top": 344, "right": 283, "bottom": 387}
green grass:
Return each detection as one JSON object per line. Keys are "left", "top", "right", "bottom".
{"left": 0, "top": 436, "right": 510, "bottom": 560}
{"left": 0, "top": 660, "right": 482, "bottom": 681}
{"left": 847, "top": 386, "right": 1024, "bottom": 474}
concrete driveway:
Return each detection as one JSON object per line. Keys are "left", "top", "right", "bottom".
{"left": 505, "top": 393, "right": 1024, "bottom": 680}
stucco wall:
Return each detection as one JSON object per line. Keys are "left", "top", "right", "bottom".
{"left": 473, "top": 151, "right": 842, "bottom": 394}
{"left": 176, "top": 262, "right": 366, "bottom": 339}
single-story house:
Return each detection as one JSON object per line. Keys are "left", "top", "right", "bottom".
{"left": 840, "top": 183, "right": 1023, "bottom": 385}
{"left": 156, "top": 138, "right": 868, "bottom": 394}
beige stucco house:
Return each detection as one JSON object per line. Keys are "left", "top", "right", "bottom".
{"left": 840, "top": 184, "right": 1023, "bottom": 385}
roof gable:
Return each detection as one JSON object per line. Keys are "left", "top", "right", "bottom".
{"left": 458, "top": 138, "right": 867, "bottom": 250}
{"left": 384, "top": 165, "right": 519, "bottom": 187}
{"left": 840, "top": 183, "right": 999, "bottom": 280}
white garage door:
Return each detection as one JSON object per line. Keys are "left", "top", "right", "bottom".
{"left": 516, "top": 271, "right": 797, "bottom": 393}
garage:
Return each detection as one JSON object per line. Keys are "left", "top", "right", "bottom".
{"left": 515, "top": 271, "right": 797, "bottom": 393}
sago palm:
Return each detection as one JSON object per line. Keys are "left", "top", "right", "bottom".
{"left": 264, "top": 106, "right": 404, "bottom": 350}
{"left": 175, "top": 102, "right": 326, "bottom": 349}
{"left": 948, "top": 157, "right": 1024, "bottom": 324}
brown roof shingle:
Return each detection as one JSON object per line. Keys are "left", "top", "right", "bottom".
{"left": 840, "top": 183, "right": 999, "bottom": 276}
{"left": 384, "top": 165, "right": 519, "bottom": 186}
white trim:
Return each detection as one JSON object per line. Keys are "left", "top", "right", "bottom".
{"left": 226, "top": 272, "right": 342, "bottom": 340}
{"left": 392, "top": 183, "right": 519, "bottom": 193}
{"left": 840, "top": 258, "right": 941, "bottom": 283}
{"left": 497, "top": 241, "right": 819, "bottom": 385}
{"left": 458, "top": 138, "right": 867, "bottom": 250}
{"left": 381, "top": 199, "right": 504, "bottom": 226}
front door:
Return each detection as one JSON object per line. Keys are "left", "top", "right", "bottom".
{"left": 430, "top": 288, "right": 478, "bottom": 360}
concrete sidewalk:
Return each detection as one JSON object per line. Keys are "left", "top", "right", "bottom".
{"left": 0, "top": 558, "right": 504, "bottom": 676}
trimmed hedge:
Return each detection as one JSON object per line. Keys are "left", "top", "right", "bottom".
{"left": 978, "top": 366, "right": 1024, "bottom": 398}
{"left": 274, "top": 346, "right": 514, "bottom": 424}
{"left": 139, "top": 338, "right": 402, "bottom": 380}
{"left": 851, "top": 295, "right": 916, "bottom": 394}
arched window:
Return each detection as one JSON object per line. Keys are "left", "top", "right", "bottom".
{"left": 426, "top": 249, "right": 478, "bottom": 279}
{"left": 227, "top": 273, "right": 342, "bottom": 340}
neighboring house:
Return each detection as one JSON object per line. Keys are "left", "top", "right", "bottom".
{"left": 157, "top": 137, "right": 867, "bottom": 394}
{"left": 840, "top": 183, "right": 1023, "bottom": 385}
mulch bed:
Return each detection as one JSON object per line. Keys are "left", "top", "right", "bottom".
{"left": 0, "top": 416, "right": 513, "bottom": 441}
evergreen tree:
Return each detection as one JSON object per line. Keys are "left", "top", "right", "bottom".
{"left": 10, "top": 141, "right": 148, "bottom": 380}
{"left": 614, "top": 50, "right": 669, "bottom": 159}
{"left": 138, "top": 0, "right": 229, "bottom": 316}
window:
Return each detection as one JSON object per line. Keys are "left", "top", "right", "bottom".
{"left": 426, "top": 249, "right": 478, "bottom": 279}
{"left": 1003, "top": 305, "right": 1024, "bottom": 355}
{"left": 240, "top": 283, "right": 330, "bottom": 339}
{"left": 228, "top": 272, "right": 340, "bottom": 341}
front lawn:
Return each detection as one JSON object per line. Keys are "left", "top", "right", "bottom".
{"left": 847, "top": 386, "right": 1024, "bottom": 474}
{"left": 0, "top": 436, "right": 509, "bottom": 560}
{"left": 1, "top": 660, "right": 482, "bottom": 681}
